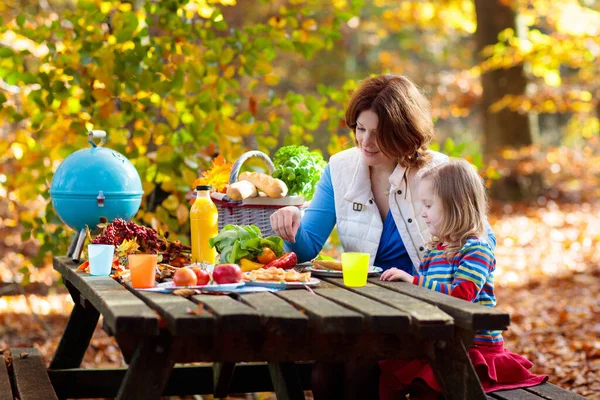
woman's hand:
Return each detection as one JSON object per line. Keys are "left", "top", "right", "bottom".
{"left": 270, "top": 206, "right": 301, "bottom": 242}
{"left": 380, "top": 268, "right": 413, "bottom": 283}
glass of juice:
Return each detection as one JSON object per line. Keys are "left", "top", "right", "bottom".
{"left": 341, "top": 252, "right": 370, "bottom": 287}
{"left": 128, "top": 254, "right": 158, "bottom": 289}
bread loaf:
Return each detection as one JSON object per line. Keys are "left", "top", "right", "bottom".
{"left": 312, "top": 260, "right": 343, "bottom": 271}
{"left": 239, "top": 172, "right": 288, "bottom": 198}
{"left": 226, "top": 180, "right": 258, "bottom": 200}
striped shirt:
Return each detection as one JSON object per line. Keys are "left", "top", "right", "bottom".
{"left": 412, "top": 237, "right": 503, "bottom": 346}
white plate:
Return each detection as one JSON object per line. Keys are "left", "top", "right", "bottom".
{"left": 138, "top": 281, "right": 244, "bottom": 293}
{"left": 305, "top": 265, "right": 383, "bottom": 278}
{"left": 242, "top": 277, "right": 321, "bottom": 290}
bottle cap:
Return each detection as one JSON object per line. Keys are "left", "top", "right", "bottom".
{"left": 196, "top": 185, "right": 212, "bottom": 190}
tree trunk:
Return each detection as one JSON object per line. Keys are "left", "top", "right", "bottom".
{"left": 474, "top": 0, "right": 532, "bottom": 156}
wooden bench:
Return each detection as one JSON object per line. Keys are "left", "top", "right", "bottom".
{"left": 488, "top": 382, "right": 586, "bottom": 400}
{"left": 2, "top": 347, "right": 58, "bottom": 400}
{"left": 371, "top": 279, "right": 585, "bottom": 400}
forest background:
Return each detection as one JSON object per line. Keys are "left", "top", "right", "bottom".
{"left": 0, "top": 0, "right": 599, "bottom": 398}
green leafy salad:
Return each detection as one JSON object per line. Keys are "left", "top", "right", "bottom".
{"left": 209, "top": 224, "right": 284, "bottom": 265}
{"left": 272, "top": 145, "right": 326, "bottom": 200}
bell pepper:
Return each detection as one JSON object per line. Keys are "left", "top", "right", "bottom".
{"left": 257, "top": 247, "right": 277, "bottom": 264}
{"left": 262, "top": 252, "right": 297, "bottom": 270}
{"left": 240, "top": 258, "right": 264, "bottom": 272}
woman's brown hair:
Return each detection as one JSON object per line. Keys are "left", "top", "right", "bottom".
{"left": 421, "top": 159, "right": 488, "bottom": 259}
{"left": 345, "top": 74, "right": 434, "bottom": 169}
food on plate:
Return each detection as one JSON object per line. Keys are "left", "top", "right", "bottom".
{"left": 213, "top": 263, "right": 243, "bottom": 284}
{"left": 173, "top": 268, "right": 198, "bottom": 286}
{"left": 256, "top": 247, "right": 277, "bottom": 264}
{"left": 244, "top": 267, "right": 311, "bottom": 283}
{"left": 209, "top": 224, "right": 283, "bottom": 265}
{"left": 238, "top": 171, "right": 288, "bottom": 198}
{"left": 226, "top": 180, "right": 258, "bottom": 200}
{"left": 263, "top": 252, "right": 297, "bottom": 270}
{"left": 312, "top": 259, "right": 343, "bottom": 271}
{"left": 191, "top": 267, "right": 211, "bottom": 286}
{"left": 239, "top": 258, "right": 264, "bottom": 272}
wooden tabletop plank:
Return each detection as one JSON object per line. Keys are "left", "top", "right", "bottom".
{"left": 371, "top": 279, "right": 510, "bottom": 331}
{"left": 275, "top": 290, "right": 364, "bottom": 334}
{"left": 322, "top": 278, "right": 453, "bottom": 339}
{"left": 190, "top": 294, "right": 261, "bottom": 332}
{"left": 314, "top": 288, "right": 410, "bottom": 334}
{"left": 525, "top": 383, "right": 586, "bottom": 400}
{"left": 0, "top": 351, "right": 12, "bottom": 400}
{"left": 11, "top": 348, "right": 58, "bottom": 400}
{"left": 54, "top": 257, "right": 159, "bottom": 336}
{"left": 488, "top": 388, "right": 545, "bottom": 400}
{"left": 126, "top": 286, "right": 216, "bottom": 336}
{"left": 239, "top": 292, "right": 309, "bottom": 333}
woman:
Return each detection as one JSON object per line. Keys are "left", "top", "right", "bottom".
{"left": 271, "top": 74, "right": 448, "bottom": 274}
{"left": 270, "top": 74, "right": 449, "bottom": 399}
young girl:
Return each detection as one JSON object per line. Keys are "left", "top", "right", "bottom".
{"left": 378, "top": 159, "right": 547, "bottom": 399}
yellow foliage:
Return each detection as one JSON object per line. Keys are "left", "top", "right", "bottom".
{"left": 176, "top": 203, "right": 190, "bottom": 225}
{"left": 264, "top": 74, "right": 280, "bottom": 86}
{"left": 195, "top": 155, "right": 232, "bottom": 193}
{"left": 116, "top": 239, "right": 140, "bottom": 257}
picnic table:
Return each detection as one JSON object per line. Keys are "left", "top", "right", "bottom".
{"left": 49, "top": 256, "right": 511, "bottom": 400}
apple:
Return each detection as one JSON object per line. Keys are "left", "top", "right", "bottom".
{"left": 191, "top": 267, "right": 210, "bottom": 286}
{"left": 213, "top": 263, "right": 242, "bottom": 284}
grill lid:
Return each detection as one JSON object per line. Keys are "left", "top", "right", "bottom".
{"left": 49, "top": 131, "right": 143, "bottom": 198}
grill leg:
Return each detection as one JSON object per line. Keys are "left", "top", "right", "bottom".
{"left": 71, "top": 229, "right": 87, "bottom": 263}
{"left": 67, "top": 232, "right": 79, "bottom": 258}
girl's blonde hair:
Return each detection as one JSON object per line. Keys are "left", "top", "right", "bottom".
{"left": 421, "top": 158, "right": 488, "bottom": 259}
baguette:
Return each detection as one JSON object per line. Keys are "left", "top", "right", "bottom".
{"left": 239, "top": 171, "right": 288, "bottom": 198}
{"left": 226, "top": 180, "right": 258, "bottom": 200}
{"left": 312, "top": 259, "right": 343, "bottom": 271}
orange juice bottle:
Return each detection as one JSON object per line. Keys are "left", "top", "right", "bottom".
{"left": 190, "top": 185, "right": 218, "bottom": 264}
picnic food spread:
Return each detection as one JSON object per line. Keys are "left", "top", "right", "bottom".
{"left": 58, "top": 139, "right": 331, "bottom": 294}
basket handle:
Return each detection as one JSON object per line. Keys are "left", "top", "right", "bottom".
{"left": 229, "top": 150, "right": 275, "bottom": 184}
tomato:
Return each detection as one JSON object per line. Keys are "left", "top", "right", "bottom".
{"left": 173, "top": 268, "right": 198, "bottom": 287}
{"left": 257, "top": 247, "right": 277, "bottom": 264}
{"left": 213, "top": 264, "right": 242, "bottom": 284}
{"left": 191, "top": 267, "right": 210, "bottom": 286}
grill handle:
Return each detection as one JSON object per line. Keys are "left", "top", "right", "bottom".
{"left": 88, "top": 130, "right": 107, "bottom": 147}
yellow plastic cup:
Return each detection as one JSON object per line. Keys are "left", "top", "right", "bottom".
{"left": 128, "top": 254, "right": 158, "bottom": 289}
{"left": 341, "top": 252, "right": 370, "bottom": 287}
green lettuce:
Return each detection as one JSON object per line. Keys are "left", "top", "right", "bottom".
{"left": 209, "top": 224, "right": 284, "bottom": 264}
{"left": 272, "top": 145, "right": 325, "bottom": 200}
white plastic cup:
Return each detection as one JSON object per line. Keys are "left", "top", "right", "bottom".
{"left": 88, "top": 244, "right": 115, "bottom": 276}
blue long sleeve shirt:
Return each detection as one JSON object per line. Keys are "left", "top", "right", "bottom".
{"left": 285, "top": 165, "right": 414, "bottom": 273}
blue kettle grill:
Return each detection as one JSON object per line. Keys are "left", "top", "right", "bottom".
{"left": 49, "top": 131, "right": 143, "bottom": 261}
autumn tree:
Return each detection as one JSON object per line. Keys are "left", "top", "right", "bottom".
{"left": 474, "top": 0, "right": 533, "bottom": 155}
{"left": 0, "top": 0, "right": 361, "bottom": 269}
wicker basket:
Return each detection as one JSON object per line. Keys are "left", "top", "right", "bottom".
{"left": 212, "top": 150, "right": 305, "bottom": 237}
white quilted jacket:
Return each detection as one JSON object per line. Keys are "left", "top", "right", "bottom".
{"left": 329, "top": 147, "right": 448, "bottom": 268}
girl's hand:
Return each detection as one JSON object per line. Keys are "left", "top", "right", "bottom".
{"left": 380, "top": 268, "right": 413, "bottom": 283}
{"left": 270, "top": 206, "right": 301, "bottom": 242}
